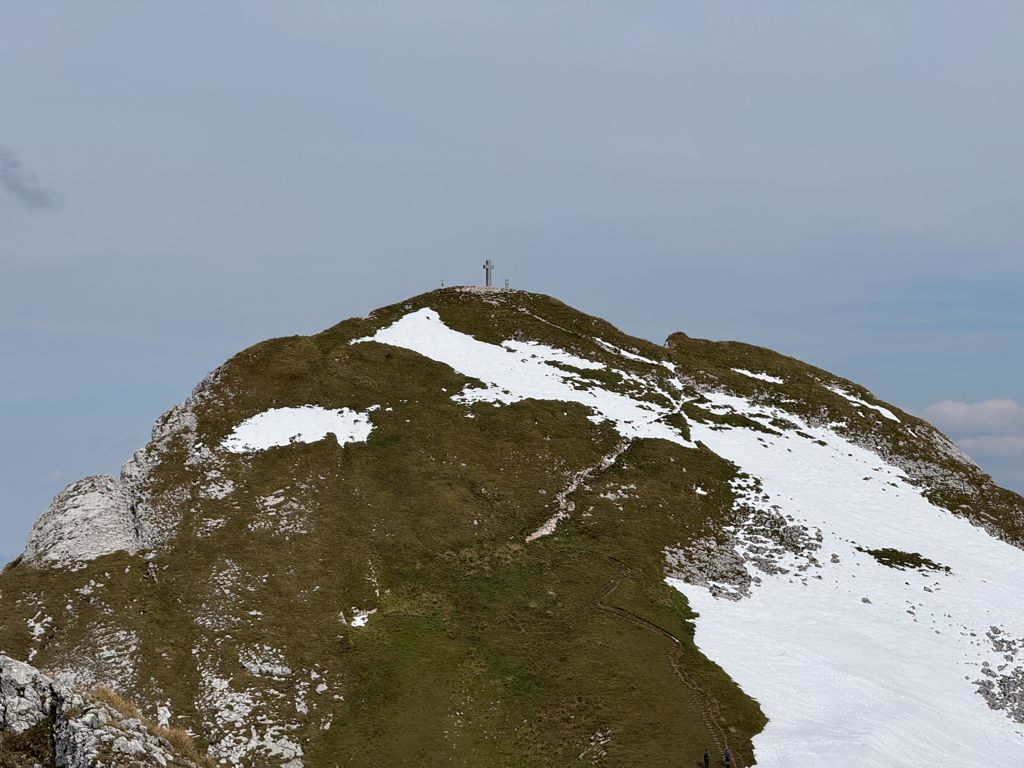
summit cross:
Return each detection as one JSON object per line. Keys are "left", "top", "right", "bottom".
{"left": 483, "top": 259, "right": 494, "bottom": 287}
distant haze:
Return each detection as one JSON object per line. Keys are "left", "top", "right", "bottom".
{"left": 2, "top": 2, "right": 1022, "bottom": 556}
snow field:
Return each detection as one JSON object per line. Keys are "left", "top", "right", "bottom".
{"left": 672, "top": 392, "right": 1024, "bottom": 766}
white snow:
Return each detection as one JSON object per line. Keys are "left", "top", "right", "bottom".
{"left": 350, "top": 608, "right": 376, "bottom": 627}
{"left": 594, "top": 338, "right": 674, "bottom": 371}
{"left": 826, "top": 385, "right": 900, "bottom": 422}
{"left": 670, "top": 391, "right": 1024, "bottom": 766}
{"left": 502, "top": 339, "right": 603, "bottom": 370}
{"left": 222, "top": 406, "right": 374, "bottom": 453}
{"left": 732, "top": 368, "right": 783, "bottom": 384}
{"left": 354, "top": 308, "right": 693, "bottom": 448}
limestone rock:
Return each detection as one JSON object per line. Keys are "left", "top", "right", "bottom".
{"left": 0, "top": 655, "right": 56, "bottom": 734}
{"left": 17, "top": 367, "right": 225, "bottom": 570}
{"left": 21, "top": 476, "right": 139, "bottom": 568}
{"left": 1, "top": 654, "right": 208, "bottom": 767}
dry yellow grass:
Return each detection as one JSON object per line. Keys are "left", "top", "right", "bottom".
{"left": 91, "top": 686, "right": 142, "bottom": 720}
{"left": 90, "top": 686, "right": 217, "bottom": 768}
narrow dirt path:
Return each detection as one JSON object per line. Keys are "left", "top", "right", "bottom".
{"left": 594, "top": 558, "right": 743, "bottom": 766}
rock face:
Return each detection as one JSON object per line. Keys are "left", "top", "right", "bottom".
{"left": 0, "top": 655, "right": 56, "bottom": 735}
{"left": 0, "top": 655, "right": 204, "bottom": 767}
{"left": 22, "top": 476, "right": 139, "bottom": 568}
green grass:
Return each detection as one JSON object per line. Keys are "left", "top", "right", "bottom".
{"left": 855, "top": 547, "right": 950, "bottom": 573}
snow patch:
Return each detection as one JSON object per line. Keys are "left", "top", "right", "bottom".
{"left": 594, "top": 338, "right": 673, "bottom": 371}
{"left": 827, "top": 385, "right": 900, "bottom": 422}
{"left": 222, "top": 406, "right": 374, "bottom": 453}
{"left": 349, "top": 608, "right": 376, "bottom": 627}
{"left": 732, "top": 368, "right": 783, "bottom": 384}
{"left": 501, "top": 339, "right": 603, "bottom": 370}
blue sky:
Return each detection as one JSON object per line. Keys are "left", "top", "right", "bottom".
{"left": 2, "top": 2, "right": 1022, "bottom": 562}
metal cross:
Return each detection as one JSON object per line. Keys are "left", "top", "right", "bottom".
{"left": 483, "top": 259, "right": 494, "bottom": 287}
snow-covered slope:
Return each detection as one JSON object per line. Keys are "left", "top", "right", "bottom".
{"left": 2, "top": 288, "right": 1021, "bottom": 767}
{"left": 353, "top": 299, "right": 1024, "bottom": 767}
{"left": 675, "top": 393, "right": 1024, "bottom": 765}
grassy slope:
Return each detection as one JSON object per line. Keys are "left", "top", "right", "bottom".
{"left": 1, "top": 288, "right": 1020, "bottom": 767}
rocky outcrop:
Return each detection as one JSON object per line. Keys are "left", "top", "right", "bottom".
{"left": 21, "top": 476, "right": 140, "bottom": 568}
{"left": 0, "top": 656, "right": 59, "bottom": 735}
{"left": 18, "top": 368, "right": 225, "bottom": 570}
{"left": 1, "top": 655, "right": 208, "bottom": 767}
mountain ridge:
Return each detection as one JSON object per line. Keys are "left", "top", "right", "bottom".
{"left": 2, "top": 287, "right": 1022, "bottom": 767}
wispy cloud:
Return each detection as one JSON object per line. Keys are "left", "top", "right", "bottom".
{"left": 920, "top": 399, "right": 1024, "bottom": 492}
{"left": 0, "top": 144, "right": 60, "bottom": 209}
{"left": 921, "top": 399, "right": 1024, "bottom": 443}
{"left": 956, "top": 435, "right": 1024, "bottom": 460}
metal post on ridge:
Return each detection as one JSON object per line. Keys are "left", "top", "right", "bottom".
{"left": 483, "top": 259, "right": 494, "bottom": 288}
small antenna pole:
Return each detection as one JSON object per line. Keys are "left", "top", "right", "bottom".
{"left": 483, "top": 259, "right": 494, "bottom": 287}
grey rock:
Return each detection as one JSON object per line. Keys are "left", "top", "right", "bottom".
{"left": 17, "top": 366, "right": 225, "bottom": 570}
{"left": 0, "top": 655, "right": 56, "bottom": 734}
{"left": 1, "top": 654, "right": 207, "bottom": 767}
{"left": 22, "top": 475, "right": 139, "bottom": 568}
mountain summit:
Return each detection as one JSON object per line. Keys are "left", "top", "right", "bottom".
{"left": 2, "top": 288, "right": 1022, "bottom": 767}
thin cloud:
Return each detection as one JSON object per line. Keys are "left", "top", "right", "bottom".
{"left": 921, "top": 399, "right": 1024, "bottom": 439}
{"left": 0, "top": 144, "right": 60, "bottom": 209}
{"left": 920, "top": 399, "right": 1024, "bottom": 492}
{"left": 957, "top": 435, "right": 1024, "bottom": 460}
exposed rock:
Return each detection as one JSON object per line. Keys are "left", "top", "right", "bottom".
{"left": 17, "top": 367, "right": 225, "bottom": 570}
{"left": 974, "top": 626, "right": 1024, "bottom": 725}
{"left": 1, "top": 655, "right": 207, "bottom": 767}
{"left": 0, "top": 656, "right": 57, "bottom": 734}
{"left": 664, "top": 473, "right": 823, "bottom": 600}
{"left": 21, "top": 476, "right": 139, "bottom": 568}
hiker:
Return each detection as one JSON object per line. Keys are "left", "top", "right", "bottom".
{"left": 722, "top": 747, "right": 732, "bottom": 767}
{"left": 703, "top": 748, "right": 711, "bottom": 768}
